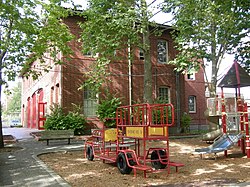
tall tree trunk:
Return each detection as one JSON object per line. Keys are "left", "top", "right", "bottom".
{"left": 0, "top": 55, "right": 4, "bottom": 148}
{"left": 210, "top": 21, "right": 218, "bottom": 98}
{"left": 141, "top": 0, "right": 153, "bottom": 103}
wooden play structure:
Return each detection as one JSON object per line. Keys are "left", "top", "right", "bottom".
{"left": 84, "top": 103, "right": 184, "bottom": 177}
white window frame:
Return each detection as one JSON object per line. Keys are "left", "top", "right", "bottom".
{"left": 187, "top": 73, "right": 196, "bottom": 80}
{"left": 83, "top": 86, "right": 98, "bottom": 117}
{"left": 157, "top": 40, "right": 169, "bottom": 64}
{"left": 188, "top": 95, "right": 196, "bottom": 113}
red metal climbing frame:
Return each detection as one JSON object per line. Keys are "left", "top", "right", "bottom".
{"left": 221, "top": 87, "right": 250, "bottom": 158}
{"left": 84, "top": 103, "right": 184, "bottom": 177}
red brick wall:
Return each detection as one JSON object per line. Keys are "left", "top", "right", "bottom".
{"left": 59, "top": 17, "right": 200, "bottom": 129}
{"left": 61, "top": 16, "right": 95, "bottom": 112}
{"left": 184, "top": 67, "right": 207, "bottom": 127}
{"left": 22, "top": 15, "right": 207, "bottom": 131}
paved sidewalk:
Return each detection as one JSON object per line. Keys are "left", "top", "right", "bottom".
{"left": 0, "top": 127, "right": 84, "bottom": 187}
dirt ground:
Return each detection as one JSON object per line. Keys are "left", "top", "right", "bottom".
{"left": 38, "top": 138, "right": 250, "bottom": 187}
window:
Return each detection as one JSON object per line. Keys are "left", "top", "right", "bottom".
{"left": 187, "top": 73, "right": 195, "bottom": 80}
{"left": 188, "top": 96, "right": 196, "bottom": 113}
{"left": 50, "top": 86, "right": 54, "bottom": 105}
{"left": 83, "top": 86, "right": 98, "bottom": 117}
{"left": 158, "top": 87, "right": 170, "bottom": 103}
{"left": 83, "top": 51, "right": 92, "bottom": 56}
{"left": 157, "top": 40, "right": 168, "bottom": 64}
{"left": 139, "top": 48, "right": 144, "bottom": 60}
{"left": 55, "top": 83, "right": 59, "bottom": 104}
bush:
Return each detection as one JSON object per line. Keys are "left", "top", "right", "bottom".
{"left": 44, "top": 104, "right": 87, "bottom": 135}
{"left": 181, "top": 112, "right": 192, "bottom": 133}
{"left": 152, "top": 98, "right": 173, "bottom": 124}
{"left": 97, "top": 95, "right": 121, "bottom": 127}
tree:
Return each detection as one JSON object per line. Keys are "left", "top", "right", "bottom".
{"left": 236, "top": 40, "right": 250, "bottom": 72}
{"left": 79, "top": 0, "right": 161, "bottom": 103}
{"left": 162, "top": 0, "right": 250, "bottom": 96}
{"left": 4, "top": 82, "right": 22, "bottom": 115}
{"left": 0, "top": 0, "right": 75, "bottom": 148}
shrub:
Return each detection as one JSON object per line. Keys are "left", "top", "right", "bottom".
{"left": 152, "top": 98, "right": 173, "bottom": 124}
{"left": 97, "top": 95, "right": 121, "bottom": 127}
{"left": 181, "top": 112, "right": 192, "bottom": 133}
{"left": 44, "top": 104, "right": 87, "bottom": 135}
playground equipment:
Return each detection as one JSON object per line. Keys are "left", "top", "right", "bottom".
{"left": 196, "top": 93, "right": 249, "bottom": 157}
{"left": 197, "top": 61, "right": 250, "bottom": 158}
{"left": 84, "top": 103, "right": 184, "bottom": 177}
{"left": 202, "top": 128, "right": 222, "bottom": 143}
{"left": 196, "top": 133, "right": 243, "bottom": 157}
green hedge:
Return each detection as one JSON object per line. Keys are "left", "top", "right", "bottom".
{"left": 44, "top": 104, "right": 87, "bottom": 135}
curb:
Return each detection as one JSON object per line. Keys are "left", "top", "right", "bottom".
{"left": 169, "top": 134, "right": 202, "bottom": 139}
{"left": 3, "top": 135, "right": 17, "bottom": 144}
{"left": 33, "top": 153, "right": 71, "bottom": 187}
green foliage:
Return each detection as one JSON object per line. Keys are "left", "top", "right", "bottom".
{"left": 4, "top": 82, "right": 21, "bottom": 115}
{"left": 0, "top": 0, "right": 78, "bottom": 148}
{"left": 97, "top": 94, "right": 121, "bottom": 127}
{"left": 180, "top": 112, "right": 192, "bottom": 133}
{"left": 79, "top": 0, "right": 159, "bottom": 103}
{"left": 236, "top": 42, "right": 250, "bottom": 73}
{"left": 162, "top": 0, "right": 250, "bottom": 95}
{"left": 44, "top": 104, "right": 87, "bottom": 135}
{"left": 0, "top": 0, "right": 76, "bottom": 147}
{"left": 0, "top": 0, "right": 75, "bottom": 82}
{"left": 78, "top": 0, "right": 140, "bottom": 92}
{"left": 151, "top": 99, "right": 173, "bottom": 124}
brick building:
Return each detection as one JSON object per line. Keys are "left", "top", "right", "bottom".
{"left": 21, "top": 15, "right": 207, "bottom": 132}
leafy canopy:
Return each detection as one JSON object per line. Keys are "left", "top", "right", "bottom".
{"left": 162, "top": 0, "right": 250, "bottom": 93}
{"left": 0, "top": 0, "right": 75, "bottom": 82}
{"left": 0, "top": 0, "right": 76, "bottom": 147}
{"left": 79, "top": 0, "right": 159, "bottom": 103}
{"left": 4, "top": 82, "right": 22, "bottom": 115}
{"left": 78, "top": 0, "right": 140, "bottom": 91}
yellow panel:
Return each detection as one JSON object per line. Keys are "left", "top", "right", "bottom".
{"left": 104, "top": 128, "right": 117, "bottom": 142}
{"left": 126, "top": 127, "right": 144, "bottom": 138}
{"left": 149, "top": 127, "right": 168, "bottom": 136}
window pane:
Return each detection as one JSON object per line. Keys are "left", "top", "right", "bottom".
{"left": 83, "top": 86, "right": 98, "bottom": 117}
{"left": 188, "top": 96, "right": 196, "bottom": 113}
{"left": 139, "top": 48, "right": 144, "bottom": 60}
{"left": 83, "top": 51, "right": 92, "bottom": 56}
{"left": 187, "top": 73, "right": 195, "bottom": 80}
{"left": 159, "top": 87, "right": 170, "bottom": 103}
{"left": 157, "top": 40, "right": 168, "bottom": 64}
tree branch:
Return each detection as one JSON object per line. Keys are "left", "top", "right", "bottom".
{"left": 148, "top": 0, "right": 158, "bottom": 7}
{"left": 216, "top": 43, "right": 227, "bottom": 69}
{"left": 149, "top": 9, "right": 162, "bottom": 20}
{"left": 0, "top": 19, "right": 13, "bottom": 66}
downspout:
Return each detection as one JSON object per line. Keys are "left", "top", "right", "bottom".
{"left": 176, "top": 71, "right": 181, "bottom": 132}
{"left": 59, "top": 51, "right": 63, "bottom": 107}
{"left": 154, "top": 66, "right": 157, "bottom": 99}
{"left": 128, "top": 43, "right": 132, "bottom": 106}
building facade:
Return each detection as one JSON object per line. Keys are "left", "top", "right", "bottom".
{"left": 21, "top": 15, "right": 207, "bottom": 132}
